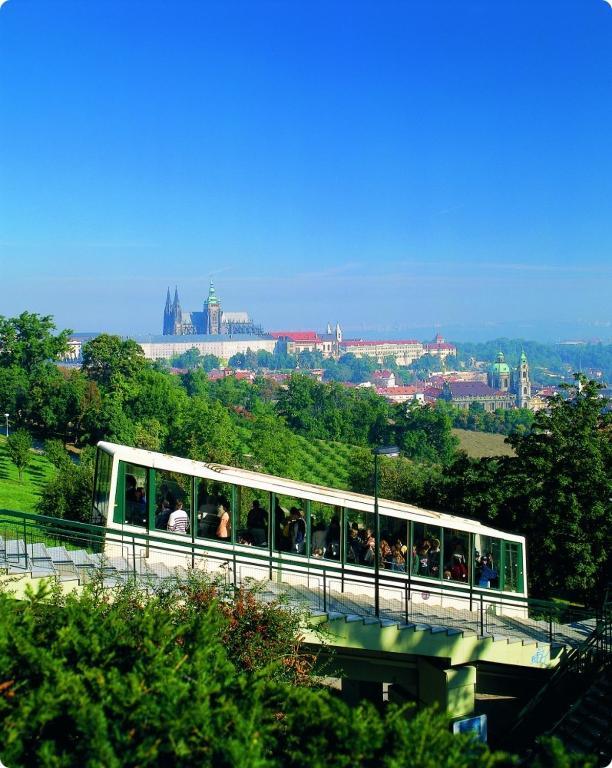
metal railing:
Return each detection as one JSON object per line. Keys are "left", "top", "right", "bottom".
{"left": 0, "top": 509, "right": 603, "bottom": 650}
{"left": 502, "top": 596, "right": 612, "bottom": 752}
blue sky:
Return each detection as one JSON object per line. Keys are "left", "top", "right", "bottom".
{"left": 1, "top": 0, "right": 611, "bottom": 341}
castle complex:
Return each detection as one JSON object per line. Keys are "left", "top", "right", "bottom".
{"left": 162, "top": 282, "right": 263, "bottom": 337}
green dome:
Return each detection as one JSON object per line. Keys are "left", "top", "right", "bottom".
{"left": 205, "top": 281, "right": 220, "bottom": 306}
{"left": 489, "top": 351, "right": 510, "bottom": 375}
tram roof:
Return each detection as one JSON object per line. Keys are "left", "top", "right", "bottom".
{"left": 97, "top": 441, "right": 524, "bottom": 542}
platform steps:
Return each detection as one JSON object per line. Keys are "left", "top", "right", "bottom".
{"left": 258, "top": 582, "right": 555, "bottom": 652}
{"left": 549, "top": 666, "right": 612, "bottom": 765}
{"left": 0, "top": 537, "right": 198, "bottom": 589}
{"left": 0, "top": 536, "right": 577, "bottom": 653}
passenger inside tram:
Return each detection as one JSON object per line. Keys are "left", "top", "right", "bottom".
{"left": 155, "top": 500, "right": 171, "bottom": 530}
{"left": 167, "top": 500, "right": 189, "bottom": 534}
{"left": 476, "top": 553, "right": 498, "bottom": 588}
{"left": 275, "top": 501, "right": 290, "bottom": 551}
{"left": 288, "top": 507, "right": 306, "bottom": 553}
{"left": 310, "top": 519, "right": 327, "bottom": 554}
{"left": 246, "top": 500, "right": 267, "bottom": 546}
{"left": 216, "top": 503, "right": 231, "bottom": 540}
{"left": 325, "top": 515, "right": 341, "bottom": 559}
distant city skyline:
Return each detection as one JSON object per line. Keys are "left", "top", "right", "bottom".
{"left": 1, "top": 1, "right": 611, "bottom": 340}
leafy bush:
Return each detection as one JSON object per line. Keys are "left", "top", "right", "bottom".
{"left": 0, "top": 574, "right": 563, "bottom": 768}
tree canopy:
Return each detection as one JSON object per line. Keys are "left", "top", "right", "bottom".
{"left": 81, "top": 334, "right": 146, "bottom": 389}
{"left": 0, "top": 576, "right": 588, "bottom": 768}
{"left": 6, "top": 429, "right": 33, "bottom": 482}
{"left": 0, "top": 312, "right": 70, "bottom": 373}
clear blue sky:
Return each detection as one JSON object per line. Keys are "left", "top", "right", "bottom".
{"left": 1, "top": 0, "right": 611, "bottom": 341}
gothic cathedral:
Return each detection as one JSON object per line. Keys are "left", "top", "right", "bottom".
{"left": 162, "top": 282, "right": 263, "bottom": 337}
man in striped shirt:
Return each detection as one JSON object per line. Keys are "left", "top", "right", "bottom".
{"left": 167, "top": 501, "right": 189, "bottom": 534}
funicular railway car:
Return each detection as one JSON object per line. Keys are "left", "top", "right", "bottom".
{"left": 93, "top": 442, "right": 528, "bottom": 613}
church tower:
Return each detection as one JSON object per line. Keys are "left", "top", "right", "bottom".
{"left": 172, "top": 287, "right": 183, "bottom": 334}
{"left": 204, "top": 280, "right": 222, "bottom": 335}
{"left": 488, "top": 351, "right": 511, "bottom": 391}
{"left": 515, "top": 350, "right": 531, "bottom": 408}
{"left": 163, "top": 287, "right": 172, "bottom": 334}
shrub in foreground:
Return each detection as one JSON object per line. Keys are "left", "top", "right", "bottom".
{"left": 0, "top": 575, "right": 592, "bottom": 768}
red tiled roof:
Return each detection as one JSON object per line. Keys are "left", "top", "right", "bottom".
{"left": 270, "top": 331, "right": 320, "bottom": 342}
{"left": 444, "top": 381, "right": 507, "bottom": 397}
{"left": 376, "top": 385, "right": 423, "bottom": 395}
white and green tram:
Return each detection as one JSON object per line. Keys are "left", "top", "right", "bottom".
{"left": 93, "top": 442, "right": 528, "bottom": 607}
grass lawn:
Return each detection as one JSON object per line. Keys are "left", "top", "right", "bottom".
{"left": 452, "top": 428, "right": 516, "bottom": 459}
{"left": 0, "top": 435, "right": 55, "bottom": 514}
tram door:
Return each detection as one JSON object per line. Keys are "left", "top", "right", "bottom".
{"left": 116, "top": 462, "right": 151, "bottom": 561}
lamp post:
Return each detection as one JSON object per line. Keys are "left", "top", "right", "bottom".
{"left": 373, "top": 445, "right": 400, "bottom": 618}
{"left": 4, "top": 413, "right": 8, "bottom": 438}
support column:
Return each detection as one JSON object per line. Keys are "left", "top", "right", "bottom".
{"left": 417, "top": 659, "right": 476, "bottom": 718}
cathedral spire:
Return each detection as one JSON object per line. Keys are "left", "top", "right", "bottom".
{"left": 207, "top": 280, "right": 219, "bottom": 305}
{"left": 165, "top": 287, "right": 171, "bottom": 312}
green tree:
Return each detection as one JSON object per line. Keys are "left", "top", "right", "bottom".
{"left": 125, "top": 367, "right": 188, "bottom": 440}
{"left": 170, "top": 346, "right": 203, "bottom": 369}
{"left": 43, "top": 438, "right": 72, "bottom": 469}
{"left": 501, "top": 377, "right": 612, "bottom": 600}
{"left": 134, "top": 418, "right": 166, "bottom": 451}
{"left": 394, "top": 402, "right": 459, "bottom": 465}
{"left": 171, "top": 396, "right": 240, "bottom": 464}
{"left": 201, "top": 354, "right": 221, "bottom": 372}
{"left": 37, "top": 447, "right": 95, "bottom": 522}
{"left": 0, "top": 365, "right": 30, "bottom": 424}
{"left": 79, "top": 391, "right": 136, "bottom": 446}
{"left": 0, "top": 312, "right": 71, "bottom": 373}
{"left": 245, "top": 406, "right": 301, "bottom": 478}
{"left": 0, "top": 577, "right": 589, "bottom": 768}
{"left": 27, "top": 366, "right": 87, "bottom": 441}
{"left": 81, "top": 334, "right": 146, "bottom": 389}
{"left": 6, "top": 428, "right": 33, "bottom": 481}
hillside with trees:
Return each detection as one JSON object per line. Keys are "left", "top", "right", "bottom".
{"left": 0, "top": 313, "right": 610, "bottom": 604}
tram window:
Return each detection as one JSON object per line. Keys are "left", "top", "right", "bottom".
{"left": 473, "top": 535, "right": 501, "bottom": 589}
{"left": 381, "top": 515, "right": 409, "bottom": 573}
{"left": 345, "top": 510, "right": 375, "bottom": 567}
{"left": 443, "top": 530, "right": 469, "bottom": 583}
{"left": 237, "top": 487, "right": 270, "bottom": 547}
{"left": 93, "top": 450, "right": 112, "bottom": 522}
{"left": 311, "top": 502, "right": 341, "bottom": 560}
{"left": 124, "top": 463, "right": 148, "bottom": 528}
{"left": 274, "top": 494, "right": 306, "bottom": 555}
{"left": 196, "top": 479, "right": 234, "bottom": 540}
{"left": 412, "top": 523, "right": 442, "bottom": 579}
{"left": 503, "top": 541, "right": 522, "bottom": 593}
{"left": 154, "top": 469, "right": 191, "bottom": 533}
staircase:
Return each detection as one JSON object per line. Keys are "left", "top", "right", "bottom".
{"left": 501, "top": 592, "right": 612, "bottom": 766}
{"left": 0, "top": 533, "right": 595, "bottom": 669}
{"left": 550, "top": 667, "right": 612, "bottom": 765}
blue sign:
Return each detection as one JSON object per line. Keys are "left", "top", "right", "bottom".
{"left": 453, "top": 714, "right": 487, "bottom": 743}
